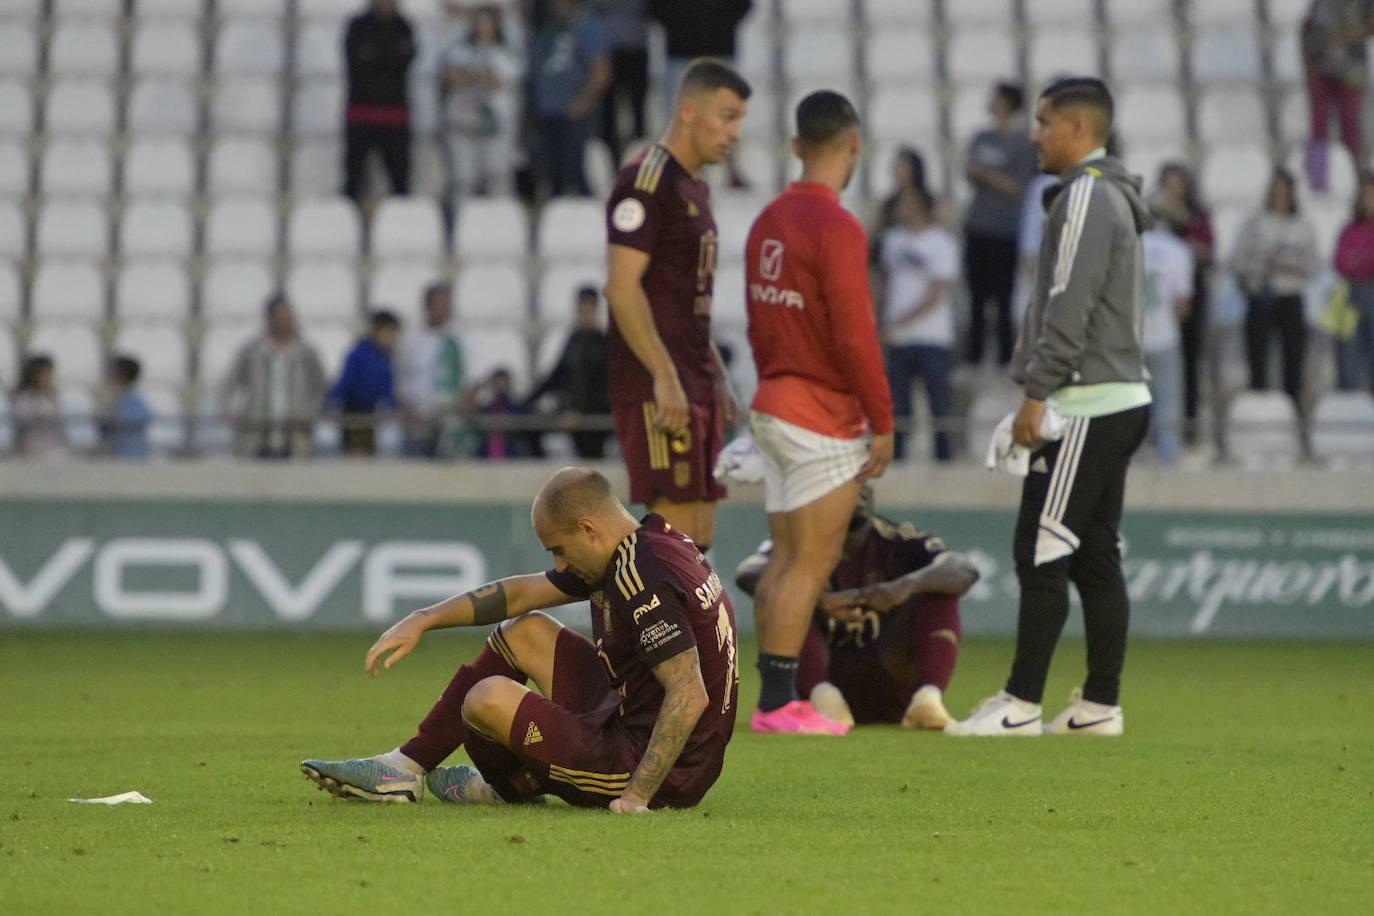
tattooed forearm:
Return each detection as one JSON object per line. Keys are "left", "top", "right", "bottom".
{"left": 625, "top": 649, "right": 708, "bottom": 803}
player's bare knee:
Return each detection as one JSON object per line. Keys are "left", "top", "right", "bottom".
{"left": 497, "top": 610, "right": 563, "bottom": 655}
{"left": 461, "top": 676, "right": 521, "bottom": 731}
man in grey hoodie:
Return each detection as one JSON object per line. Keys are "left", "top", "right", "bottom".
{"left": 947, "top": 78, "right": 1152, "bottom": 738}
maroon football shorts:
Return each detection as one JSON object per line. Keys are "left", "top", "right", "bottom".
{"left": 612, "top": 399, "right": 727, "bottom": 506}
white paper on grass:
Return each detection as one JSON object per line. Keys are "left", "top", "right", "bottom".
{"left": 68, "top": 791, "right": 154, "bottom": 805}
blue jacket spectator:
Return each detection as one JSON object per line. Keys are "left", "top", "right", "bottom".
{"left": 327, "top": 310, "right": 401, "bottom": 455}
{"left": 530, "top": 0, "right": 611, "bottom": 197}
{"left": 99, "top": 356, "right": 152, "bottom": 459}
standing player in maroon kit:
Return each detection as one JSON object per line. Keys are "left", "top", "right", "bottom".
{"left": 603, "top": 59, "right": 751, "bottom": 552}
{"left": 744, "top": 91, "right": 895, "bottom": 735}
{"left": 301, "top": 468, "right": 739, "bottom": 813}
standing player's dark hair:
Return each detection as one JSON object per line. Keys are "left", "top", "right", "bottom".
{"left": 371, "top": 309, "right": 401, "bottom": 331}
{"left": 994, "top": 81, "right": 1025, "bottom": 113}
{"left": 678, "top": 58, "right": 752, "bottom": 102}
{"left": 111, "top": 355, "right": 141, "bottom": 385}
{"left": 795, "top": 90, "right": 860, "bottom": 149}
{"left": 1040, "top": 77, "right": 1114, "bottom": 139}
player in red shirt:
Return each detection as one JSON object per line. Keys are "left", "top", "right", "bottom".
{"left": 743, "top": 90, "right": 895, "bottom": 735}
{"left": 301, "top": 468, "right": 738, "bottom": 813}
{"left": 734, "top": 485, "right": 979, "bottom": 730}
{"left": 604, "top": 59, "right": 751, "bottom": 552}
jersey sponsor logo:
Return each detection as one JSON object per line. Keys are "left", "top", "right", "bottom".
{"left": 632, "top": 592, "right": 661, "bottom": 623}
{"left": 639, "top": 618, "right": 682, "bottom": 651}
{"left": 523, "top": 721, "right": 543, "bottom": 746}
{"left": 760, "top": 239, "right": 784, "bottom": 281}
{"left": 748, "top": 283, "right": 806, "bottom": 310}
{"left": 612, "top": 197, "right": 646, "bottom": 232}
{"left": 695, "top": 570, "right": 724, "bottom": 611}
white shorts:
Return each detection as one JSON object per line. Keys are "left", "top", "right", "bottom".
{"left": 750, "top": 411, "right": 868, "bottom": 514}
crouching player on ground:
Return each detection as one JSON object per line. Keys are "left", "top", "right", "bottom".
{"left": 301, "top": 468, "right": 739, "bottom": 813}
{"left": 734, "top": 486, "right": 978, "bottom": 730}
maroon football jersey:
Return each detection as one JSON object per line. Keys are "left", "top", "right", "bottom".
{"left": 823, "top": 516, "right": 946, "bottom": 650}
{"left": 545, "top": 514, "right": 739, "bottom": 774}
{"left": 605, "top": 143, "right": 719, "bottom": 406}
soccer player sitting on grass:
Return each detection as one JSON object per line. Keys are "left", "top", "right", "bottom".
{"left": 734, "top": 485, "right": 978, "bottom": 730}
{"left": 301, "top": 468, "right": 739, "bottom": 813}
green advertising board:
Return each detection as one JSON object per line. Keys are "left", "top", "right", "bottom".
{"left": 1, "top": 497, "right": 1370, "bottom": 638}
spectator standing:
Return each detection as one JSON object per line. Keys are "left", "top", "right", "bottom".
{"left": 877, "top": 185, "right": 960, "bottom": 463}
{"left": 397, "top": 284, "right": 465, "bottom": 458}
{"left": 1300, "top": 0, "right": 1374, "bottom": 191}
{"left": 962, "top": 82, "right": 1038, "bottom": 367}
{"left": 222, "top": 295, "right": 328, "bottom": 459}
{"left": 1230, "top": 169, "right": 1318, "bottom": 412}
{"left": 526, "top": 285, "right": 611, "bottom": 458}
{"left": 1149, "top": 163, "right": 1215, "bottom": 447}
{"left": 1140, "top": 216, "right": 1195, "bottom": 464}
{"left": 1334, "top": 171, "right": 1374, "bottom": 391}
{"left": 98, "top": 356, "right": 153, "bottom": 459}
{"left": 870, "top": 147, "right": 930, "bottom": 248}
{"left": 529, "top": 0, "right": 611, "bottom": 198}
{"left": 596, "top": 0, "right": 649, "bottom": 168}
{"left": 343, "top": 0, "right": 417, "bottom": 204}
{"left": 466, "top": 367, "right": 541, "bottom": 458}
{"left": 327, "top": 310, "right": 402, "bottom": 456}
{"left": 442, "top": 4, "right": 523, "bottom": 197}
{"left": 10, "top": 354, "right": 66, "bottom": 458}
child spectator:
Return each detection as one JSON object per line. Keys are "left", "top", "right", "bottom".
{"left": 10, "top": 354, "right": 66, "bottom": 458}
{"left": 327, "top": 310, "right": 401, "bottom": 456}
{"left": 99, "top": 355, "right": 153, "bottom": 458}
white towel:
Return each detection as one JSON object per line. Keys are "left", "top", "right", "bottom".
{"left": 984, "top": 403, "right": 1069, "bottom": 476}
{"left": 712, "top": 434, "right": 766, "bottom": 485}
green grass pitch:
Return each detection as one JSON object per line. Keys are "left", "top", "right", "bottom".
{"left": 1, "top": 630, "right": 1370, "bottom": 915}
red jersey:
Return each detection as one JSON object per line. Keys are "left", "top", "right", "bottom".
{"left": 545, "top": 515, "right": 738, "bottom": 783}
{"left": 745, "top": 182, "right": 893, "bottom": 437}
{"left": 605, "top": 144, "right": 719, "bottom": 406}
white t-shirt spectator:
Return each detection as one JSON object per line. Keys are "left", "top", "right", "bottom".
{"left": 880, "top": 225, "right": 961, "bottom": 347}
{"left": 1141, "top": 228, "right": 1194, "bottom": 353}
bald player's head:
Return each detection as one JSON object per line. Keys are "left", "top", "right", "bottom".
{"left": 533, "top": 467, "right": 618, "bottom": 530}
{"left": 532, "top": 468, "right": 637, "bottom": 583}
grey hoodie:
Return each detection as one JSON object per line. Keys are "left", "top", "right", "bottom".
{"left": 1010, "top": 155, "right": 1152, "bottom": 403}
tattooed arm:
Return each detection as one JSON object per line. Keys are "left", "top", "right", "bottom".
{"left": 610, "top": 648, "right": 709, "bottom": 814}
{"left": 364, "top": 573, "right": 579, "bottom": 676}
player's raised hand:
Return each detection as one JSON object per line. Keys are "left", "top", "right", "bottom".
{"left": 363, "top": 614, "right": 428, "bottom": 676}
{"left": 816, "top": 589, "right": 865, "bottom": 622}
{"left": 856, "top": 432, "right": 894, "bottom": 482}
{"left": 652, "top": 372, "right": 690, "bottom": 434}
{"left": 609, "top": 793, "right": 651, "bottom": 814}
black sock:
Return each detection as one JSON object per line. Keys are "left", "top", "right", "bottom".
{"left": 757, "top": 654, "right": 799, "bottom": 712}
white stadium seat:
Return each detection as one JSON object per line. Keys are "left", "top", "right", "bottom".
{"left": 1103, "top": 0, "right": 1176, "bottom": 25}
{"left": 207, "top": 136, "right": 279, "bottom": 195}
{"left": 734, "top": 13, "right": 771, "bottom": 81}
{"left": 1027, "top": 0, "right": 1098, "bottom": 24}
{"left": 1265, "top": 0, "right": 1310, "bottom": 31}
{"left": 712, "top": 261, "right": 747, "bottom": 331}
{"left": 536, "top": 261, "right": 602, "bottom": 325}
{"left": 1195, "top": 87, "right": 1269, "bottom": 144}
{"left": 454, "top": 263, "right": 527, "bottom": 325}
{"left": 134, "top": 0, "right": 208, "bottom": 17}
{"left": 712, "top": 196, "right": 767, "bottom": 268}
{"left": 1270, "top": 29, "right": 1303, "bottom": 86}
{"left": 212, "top": 78, "right": 282, "bottom": 134}
{"left": 0, "top": 80, "right": 33, "bottom": 136}
{"left": 533, "top": 323, "right": 571, "bottom": 382}
{"left": 866, "top": 27, "right": 938, "bottom": 83}
{"left": 309, "top": 322, "right": 357, "bottom": 379}
{"left": 287, "top": 197, "right": 362, "bottom": 256}
{"left": 201, "top": 257, "right": 276, "bottom": 321}
{"left": 215, "top": 0, "right": 283, "bottom": 14}
{"left": 536, "top": 199, "right": 605, "bottom": 261}
{"left": 943, "top": 0, "right": 1015, "bottom": 27}
{"left": 199, "top": 319, "right": 258, "bottom": 389}
{"left": 115, "top": 260, "right": 192, "bottom": 324}
{"left": 285, "top": 258, "right": 361, "bottom": 323}
{"left": 205, "top": 196, "right": 279, "bottom": 258}
{"left": 367, "top": 258, "right": 444, "bottom": 313}
{"left": 142, "top": 383, "right": 188, "bottom": 453}
{"left": 462, "top": 327, "right": 529, "bottom": 390}
{"left": 1200, "top": 143, "right": 1273, "bottom": 204}
{"left": 778, "top": 0, "right": 850, "bottom": 23}
{"left": 1189, "top": 0, "right": 1261, "bottom": 26}
{"left": 48, "top": 21, "right": 119, "bottom": 76}
{"left": 43, "top": 79, "right": 117, "bottom": 136}
{"left": 0, "top": 258, "right": 20, "bottom": 324}
{"left": 1224, "top": 390, "right": 1304, "bottom": 466}
{"left": 1028, "top": 25, "right": 1102, "bottom": 86}
{"left": 946, "top": 28, "right": 1019, "bottom": 84}
{"left": 0, "top": 201, "right": 22, "bottom": 257}
{"left": 295, "top": 19, "right": 343, "bottom": 78}
{"left": 36, "top": 200, "right": 109, "bottom": 257}
{"left": 1115, "top": 87, "right": 1189, "bottom": 145}
{"left": 948, "top": 85, "right": 998, "bottom": 148}
{"left": 31, "top": 259, "right": 105, "bottom": 322}
{"left": 370, "top": 197, "right": 445, "bottom": 259}
{"left": 1190, "top": 25, "right": 1263, "bottom": 84}
{"left": 0, "top": 140, "right": 28, "bottom": 197}
{"left": 864, "top": 0, "right": 935, "bottom": 24}
{"left": 214, "top": 18, "right": 285, "bottom": 75}
{"left": 130, "top": 19, "right": 203, "bottom": 76}
{"left": 112, "top": 323, "right": 190, "bottom": 385}
{"left": 52, "top": 0, "right": 124, "bottom": 16}
{"left": 1109, "top": 25, "right": 1180, "bottom": 83}
{"left": 123, "top": 138, "right": 196, "bottom": 197}
{"left": 128, "top": 80, "right": 201, "bottom": 135}
{"left": 119, "top": 199, "right": 195, "bottom": 259}
{"left": 0, "top": 19, "right": 38, "bottom": 77}
{"left": 454, "top": 198, "right": 528, "bottom": 262}
{"left": 60, "top": 383, "right": 99, "bottom": 451}
{"left": 1311, "top": 392, "right": 1374, "bottom": 462}
{"left": 782, "top": 27, "right": 853, "bottom": 82}
{"left": 29, "top": 322, "right": 103, "bottom": 386}
{"left": 291, "top": 78, "right": 344, "bottom": 137}
{"left": 0, "top": 326, "right": 15, "bottom": 405}
{"left": 289, "top": 139, "right": 342, "bottom": 196}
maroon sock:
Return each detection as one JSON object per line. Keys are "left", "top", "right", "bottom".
{"left": 464, "top": 728, "right": 543, "bottom": 802}
{"left": 398, "top": 639, "right": 525, "bottom": 771}
{"left": 795, "top": 623, "right": 829, "bottom": 698}
{"left": 914, "top": 596, "right": 962, "bottom": 691}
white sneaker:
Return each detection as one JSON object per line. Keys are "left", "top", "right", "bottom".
{"left": 1044, "top": 688, "right": 1124, "bottom": 736}
{"left": 901, "top": 685, "right": 953, "bottom": 730}
{"left": 944, "top": 689, "right": 1043, "bottom": 736}
{"left": 809, "top": 682, "right": 855, "bottom": 729}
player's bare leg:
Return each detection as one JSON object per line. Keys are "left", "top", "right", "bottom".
{"left": 647, "top": 497, "right": 717, "bottom": 550}
{"left": 750, "top": 480, "right": 860, "bottom": 735}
